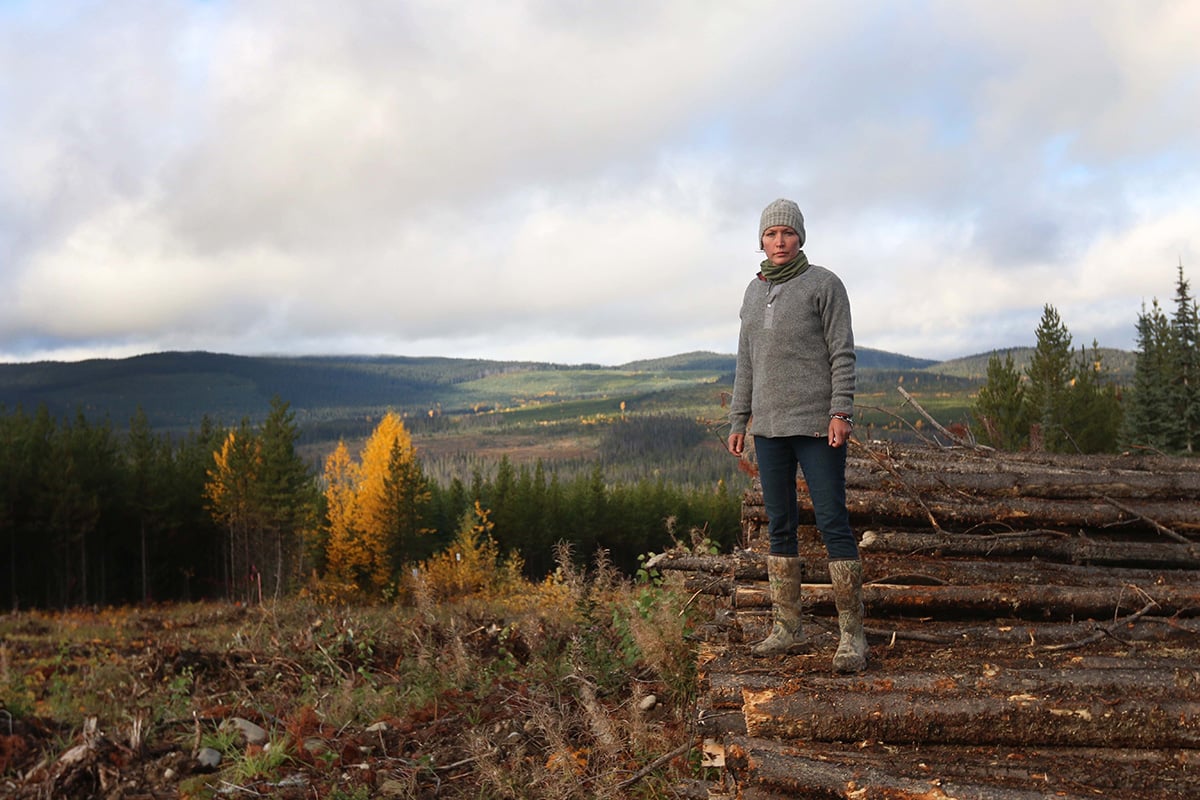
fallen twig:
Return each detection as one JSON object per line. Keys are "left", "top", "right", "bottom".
{"left": 1042, "top": 600, "right": 1159, "bottom": 652}
{"left": 611, "top": 739, "right": 693, "bottom": 795}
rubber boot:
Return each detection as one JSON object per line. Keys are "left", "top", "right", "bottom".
{"left": 751, "top": 555, "right": 805, "bottom": 656}
{"left": 829, "top": 559, "right": 868, "bottom": 673}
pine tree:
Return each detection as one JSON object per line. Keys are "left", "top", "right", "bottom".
{"left": 382, "top": 434, "right": 433, "bottom": 567}
{"left": 1060, "top": 342, "right": 1123, "bottom": 453}
{"left": 256, "top": 397, "right": 317, "bottom": 598}
{"left": 1025, "top": 305, "right": 1074, "bottom": 452}
{"left": 1168, "top": 264, "right": 1199, "bottom": 453}
{"left": 1124, "top": 299, "right": 1174, "bottom": 450}
{"left": 1125, "top": 265, "right": 1199, "bottom": 454}
{"left": 971, "top": 351, "right": 1028, "bottom": 450}
{"left": 126, "top": 407, "right": 170, "bottom": 602}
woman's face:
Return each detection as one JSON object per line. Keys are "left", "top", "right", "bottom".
{"left": 761, "top": 225, "right": 801, "bottom": 265}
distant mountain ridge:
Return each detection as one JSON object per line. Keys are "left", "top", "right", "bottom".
{"left": 0, "top": 346, "right": 1132, "bottom": 434}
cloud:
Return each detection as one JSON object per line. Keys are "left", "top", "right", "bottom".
{"left": 1, "top": 0, "right": 1198, "bottom": 366}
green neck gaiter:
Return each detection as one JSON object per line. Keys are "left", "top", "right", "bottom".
{"left": 760, "top": 251, "right": 810, "bottom": 283}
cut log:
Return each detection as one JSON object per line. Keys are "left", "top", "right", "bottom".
{"left": 665, "top": 547, "right": 1200, "bottom": 587}
{"left": 742, "top": 491, "right": 1200, "bottom": 535}
{"left": 844, "top": 442, "right": 1200, "bottom": 480}
{"left": 728, "top": 739, "right": 1089, "bottom": 800}
{"left": 858, "top": 529, "right": 1200, "bottom": 569}
{"left": 695, "top": 443, "right": 1200, "bottom": 800}
{"left": 725, "top": 737, "right": 1199, "bottom": 800}
{"left": 729, "top": 582, "right": 1200, "bottom": 620}
{"left": 736, "top": 441, "right": 1200, "bottom": 535}
{"left": 741, "top": 666, "right": 1200, "bottom": 748}
{"left": 844, "top": 460, "right": 1200, "bottom": 501}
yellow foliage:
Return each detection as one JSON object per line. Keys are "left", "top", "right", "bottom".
{"left": 313, "top": 412, "right": 431, "bottom": 602}
{"left": 204, "top": 430, "right": 261, "bottom": 531}
{"left": 320, "top": 441, "right": 368, "bottom": 596}
{"left": 545, "top": 747, "right": 589, "bottom": 775}
{"left": 414, "top": 503, "right": 524, "bottom": 603}
{"left": 354, "top": 411, "right": 416, "bottom": 591}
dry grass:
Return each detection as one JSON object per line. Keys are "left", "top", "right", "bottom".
{"left": 1, "top": 541, "right": 711, "bottom": 799}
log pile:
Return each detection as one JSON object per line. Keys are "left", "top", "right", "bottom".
{"left": 662, "top": 442, "right": 1200, "bottom": 800}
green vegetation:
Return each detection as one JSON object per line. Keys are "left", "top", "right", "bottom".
{"left": 1124, "top": 265, "right": 1200, "bottom": 454}
{"left": 968, "top": 266, "right": 1197, "bottom": 455}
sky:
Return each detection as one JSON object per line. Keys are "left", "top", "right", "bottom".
{"left": 2, "top": 1, "right": 1198, "bottom": 366}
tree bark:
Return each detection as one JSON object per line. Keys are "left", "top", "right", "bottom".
{"left": 725, "top": 736, "right": 1195, "bottom": 800}
{"left": 662, "top": 547, "right": 1200, "bottom": 584}
{"left": 741, "top": 667, "right": 1200, "bottom": 748}
{"left": 730, "top": 582, "right": 1200, "bottom": 619}
{"left": 857, "top": 529, "right": 1200, "bottom": 568}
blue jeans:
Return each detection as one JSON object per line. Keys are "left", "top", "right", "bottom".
{"left": 755, "top": 434, "right": 859, "bottom": 560}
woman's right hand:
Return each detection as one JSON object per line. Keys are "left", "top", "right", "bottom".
{"left": 727, "top": 433, "right": 745, "bottom": 456}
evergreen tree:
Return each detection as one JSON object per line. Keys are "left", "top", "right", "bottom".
{"left": 49, "top": 412, "right": 122, "bottom": 606}
{"left": 1169, "top": 264, "right": 1199, "bottom": 453}
{"left": 1060, "top": 342, "right": 1123, "bottom": 453}
{"left": 1124, "top": 299, "right": 1174, "bottom": 450}
{"left": 1125, "top": 265, "right": 1199, "bottom": 454}
{"left": 126, "top": 407, "right": 171, "bottom": 602}
{"left": 256, "top": 397, "right": 317, "bottom": 598}
{"left": 171, "top": 416, "right": 228, "bottom": 601}
{"left": 1025, "top": 305, "right": 1074, "bottom": 452}
{"left": 971, "top": 351, "right": 1028, "bottom": 450}
{"left": 383, "top": 434, "right": 433, "bottom": 567}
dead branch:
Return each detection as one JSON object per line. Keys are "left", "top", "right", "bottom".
{"left": 610, "top": 740, "right": 693, "bottom": 795}
{"left": 1101, "top": 495, "right": 1191, "bottom": 543}
{"left": 896, "top": 385, "right": 988, "bottom": 450}
{"left": 1041, "top": 600, "right": 1159, "bottom": 652}
{"left": 851, "top": 439, "right": 942, "bottom": 530}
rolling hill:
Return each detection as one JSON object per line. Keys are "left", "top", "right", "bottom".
{"left": 0, "top": 345, "right": 1133, "bottom": 443}
{"left": 0, "top": 347, "right": 925, "bottom": 426}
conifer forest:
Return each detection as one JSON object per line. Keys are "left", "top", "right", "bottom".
{"left": 0, "top": 265, "right": 1195, "bottom": 612}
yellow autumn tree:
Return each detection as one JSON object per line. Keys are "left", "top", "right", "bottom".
{"left": 204, "top": 426, "right": 262, "bottom": 601}
{"left": 319, "top": 440, "right": 367, "bottom": 600}
{"left": 353, "top": 410, "right": 430, "bottom": 593}
{"left": 417, "top": 501, "right": 523, "bottom": 602}
{"left": 314, "top": 412, "right": 431, "bottom": 601}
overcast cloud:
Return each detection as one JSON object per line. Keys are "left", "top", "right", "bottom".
{"left": 2, "top": 0, "right": 1198, "bottom": 365}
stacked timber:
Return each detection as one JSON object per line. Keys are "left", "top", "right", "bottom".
{"left": 661, "top": 442, "right": 1200, "bottom": 800}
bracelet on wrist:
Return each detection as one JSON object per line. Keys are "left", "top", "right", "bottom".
{"left": 830, "top": 413, "right": 854, "bottom": 426}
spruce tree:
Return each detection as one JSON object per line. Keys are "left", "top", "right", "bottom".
{"left": 257, "top": 397, "right": 317, "bottom": 597}
{"left": 1169, "top": 264, "right": 1199, "bottom": 453}
{"left": 1060, "top": 342, "right": 1122, "bottom": 453}
{"left": 1124, "top": 299, "right": 1174, "bottom": 451}
{"left": 971, "top": 351, "right": 1028, "bottom": 450}
{"left": 1025, "top": 304, "right": 1074, "bottom": 452}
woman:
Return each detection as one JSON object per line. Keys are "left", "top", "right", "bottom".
{"left": 726, "top": 198, "right": 867, "bottom": 673}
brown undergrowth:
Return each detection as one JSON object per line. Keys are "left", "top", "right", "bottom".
{"left": 0, "top": 541, "right": 714, "bottom": 799}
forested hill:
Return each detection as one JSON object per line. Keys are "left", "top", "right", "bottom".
{"left": 0, "top": 347, "right": 933, "bottom": 428}
{"left": 0, "top": 351, "right": 564, "bottom": 430}
{"left": 0, "top": 345, "right": 1131, "bottom": 436}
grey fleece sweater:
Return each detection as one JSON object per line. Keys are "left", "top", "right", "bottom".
{"left": 729, "top": 264, "right": 856, "bottom": 438}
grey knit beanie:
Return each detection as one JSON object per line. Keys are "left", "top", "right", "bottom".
{"left": 758, "top": 198, "right": 805, "bottom": 248}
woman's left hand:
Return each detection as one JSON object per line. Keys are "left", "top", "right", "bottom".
{"left": 828, "top": 417, "right": 852, "bottom": 448}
